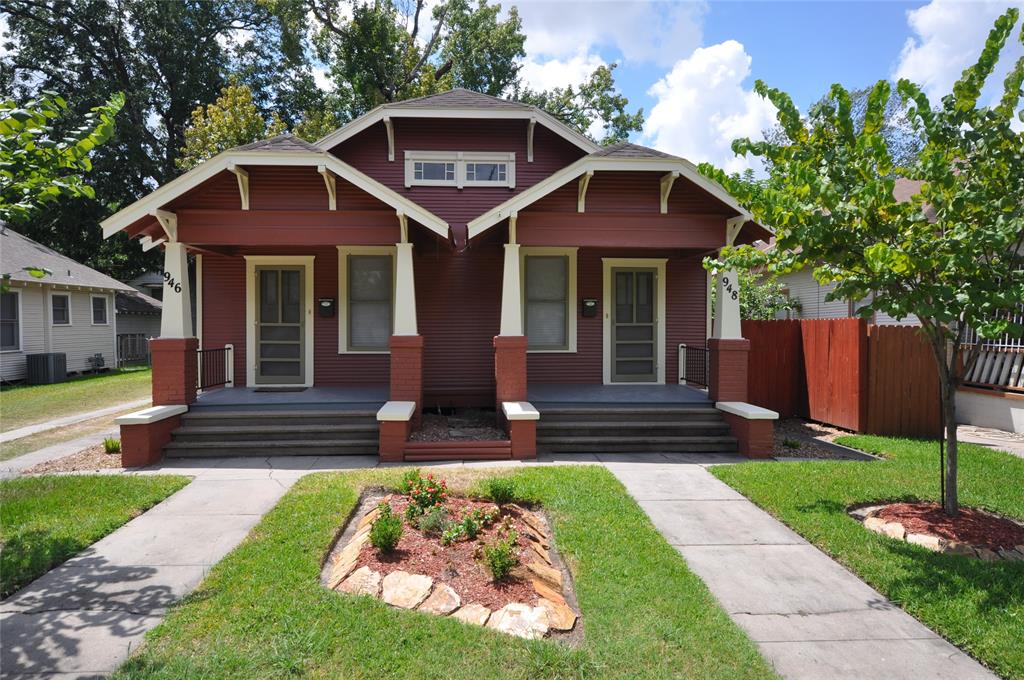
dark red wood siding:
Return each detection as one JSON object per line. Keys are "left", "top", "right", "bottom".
{"left": 329, "top": 119, "right": 587, "bottom": 245}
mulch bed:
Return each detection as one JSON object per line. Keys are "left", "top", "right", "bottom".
{"left": 23, "top": 444, "right": 124, "bottom": 475}
{"left": 773, "top": 418, "right": 858, "bottom": 459}
{"left": 353, "top": 495, "right": 537, "bottom": 610}
{"left": 411, "top": 410, "right": 506, "bottom": 442}
{"left": 875, "top": 502, "right": 1024, "bottom": 551}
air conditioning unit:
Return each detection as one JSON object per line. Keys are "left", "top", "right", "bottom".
{"left": 26, "top": 353, "right": 67, "bottom": 385}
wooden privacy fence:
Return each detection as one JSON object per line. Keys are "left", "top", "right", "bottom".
{"left": 743, "top": 319, "right": 941, "bottom": 439}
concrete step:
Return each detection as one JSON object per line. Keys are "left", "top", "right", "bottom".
{"left": 163, "top": 438, "right": 378, "bottom": 457}
{"left": 536, "top": 421, "right": 731, "bottom": 438}
{"left": 402, "top": 439, "right": 512, "bottom": 461}
{"left": 181, "top": 410, "right": 378, "bottom": 428}
{"left": 172, "top": 424, "right": 378, "bottom": 442}
{"left": 536, "top": 435, "right": 738, "bottom": 454}
{"left": 536, "top": 407, "right": 722, "bottom": 423}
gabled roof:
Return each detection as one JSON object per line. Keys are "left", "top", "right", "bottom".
{"left": 100, "top": 148, "right": 450, "bottom": 240}
{"left": 116, "top": 289, "right": 162, "bottom": 315}
{"left": 467, "top": 144, "right": 754, "bottom": 239}
{"left": 0, "top": 227, "right": 132, "bottom": 291}
{"left": 314, "top": 88, "right": 599, "bottom": 155}
{"left": 232, "top": 132, "right": 321, "bottom": 153}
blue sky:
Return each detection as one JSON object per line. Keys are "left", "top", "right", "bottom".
{"left": 511, "top": 0, "right": 1023, "bottom": 171}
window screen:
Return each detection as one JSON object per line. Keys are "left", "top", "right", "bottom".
{"left": 1, "top": 292, "right": 19, "bottom": 350}
{"left": 524, "top": 256, "right": 568, "bottom": 349}
{"left": 348, "top": 255, "right": 393, "bottom": 350}
{"left": 52, "top": 295, "right": 70, "bottom": 325}
{"left": 92, "top": 296, "right": 108, "bottom": 324}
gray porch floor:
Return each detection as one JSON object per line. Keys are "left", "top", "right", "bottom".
{"left": 528, "top": 383, "right": 711, "bottom": 407}
{"left": 194, "top": 386, "right": 388, "bottom": 412}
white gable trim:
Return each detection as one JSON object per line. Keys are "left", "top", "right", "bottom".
{"left": 466, "top": 155, "right": 752, "bottom": 240}
{"left": 314, "top": 106, "right": 598, "bottom": 156}
{"left": 100, "top": 150, "right": 450, "bottom": 240}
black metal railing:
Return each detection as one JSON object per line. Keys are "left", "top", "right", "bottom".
{"left": 197, "top": 346, "right": 232, "bottom": 390}
{"left": 678, "top": 344, "right": 709, "bottom": 388}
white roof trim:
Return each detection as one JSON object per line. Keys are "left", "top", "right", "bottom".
{"left": 466, "top": 155, "right": 752, "bottom": 239}
{"left": 100, "top": 150, "right": 450, "bottom": 240}
{"left": 314, "top": 105, "right": 599, "bottom": 156}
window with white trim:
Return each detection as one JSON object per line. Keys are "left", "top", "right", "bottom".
{"left": 405, "top": 151, "right": 515, "bottom": 188}
{"left": 338, "top": 247, "right": 396, "bottom": 352}
{"left": 1, "top": 291, "right": 19, "bottom": 351}
{"left": 521, "top": 248, "right": 577, "bottom": 352}
{"left": 91, "top": 295, "right": 108, "bottom": 325}
{"left": 51, "top": 294, "right": 70, "bottom": 325}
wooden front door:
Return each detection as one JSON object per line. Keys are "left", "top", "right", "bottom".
{"left": 255, "top": 266, "right": 305, "bottom": 384}
{"left": 611, "top": 268, "right": 657, "bottom": 382}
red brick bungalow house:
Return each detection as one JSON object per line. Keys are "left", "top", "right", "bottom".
{"left": 104, "top": 89, "right": 776, "bottom": 465}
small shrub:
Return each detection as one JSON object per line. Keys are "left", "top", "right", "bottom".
{"left": 459, "top": 514, "right": 481, "bottom": 540}
{"left": 441, "top": 523, "right": 464, "bottom": 546}
{"left": 102, "top": 438, "right": 121, "bottom": 454}
{"left": 486, "top": 477, "right": 515, "bottom": 506}
{"left": 417, "top": 506, "right": 449, "bottom": 536}
{"left": 370, "top": 503, "right": 403, "bottom": 553}
{"left": 398, "top": 468, "right": 422, "bottom": 494}
{"left": 404, "top": 503, "right": 425, "bottom": 522}
{"left": 782, "top": 438, "right": 802, "bottom": 450}
{"left": 408, "top": 472, "right": 447, "bottom": 511}
{"left": 482, "top": 528, "right": 519, "bottom": 581}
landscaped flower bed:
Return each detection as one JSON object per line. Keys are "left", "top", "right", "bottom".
{"left": 850, "top": 501, "right": 1024, "bottom": 561}
{"left": 322, "top": 471, "right": 578, "bottom": 640}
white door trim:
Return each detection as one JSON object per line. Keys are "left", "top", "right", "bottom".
{"left": 244, "top": 255, "right": 315, "bottom": 387}
{"left": 602, "top": 258, "right": 667, "bottom": 385}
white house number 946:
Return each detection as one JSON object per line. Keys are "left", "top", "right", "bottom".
{"left": 722, "top": 275, "right": 739, "bottom": 301}
{"left": 162, "top": 271, "right": 183, "bottom": 294}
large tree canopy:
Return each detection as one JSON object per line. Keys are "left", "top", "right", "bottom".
{"left": 701, "top": 9, "right": 1024, "bottom": 515}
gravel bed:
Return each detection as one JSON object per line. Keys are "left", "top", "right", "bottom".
{"left": 411, "top": 410, "right": 506, "bottom": 442}
{"left": 773, "top": 418, "right": 861, "bottom": 459}
{"left": 23, "top": 444, "right": 124, "bottom": 475}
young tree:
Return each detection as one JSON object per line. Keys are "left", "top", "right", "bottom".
{"left": 700, "top": 9, "right": 1023, "bottom": 515}
{"left": 0, "top": 91, "right": 124, "bottom": 224}
{"left": 177, "top": 82, "right": 287, "bottom": 170}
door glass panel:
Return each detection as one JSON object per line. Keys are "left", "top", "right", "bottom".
{"left": 260, "top": 344, "right": 301, "bottom": 359}
{"left": 281, "top": 270, "right": 301, "bottom": 323}
{"left": 616, "top": 344, "right": 653, "bottom": 358}
{"left": 616, "top": 325, "right": 653, "bottom": 341}
{"left": 616, "top": 359, "right": 655, "bottom": 375}
{"left": 260, "top": 326, "right": 300, "bottom": 342}
{"left": 636, "top": 272, "right": 653, "bottom": 323}
{"left": 615, "top": 272, "right": 632, "bottom": 322}
{"left": 259, "top": 270, "right": 279, "bottom": 323}
{"left": 261, "top": 361, "right": 301, "bottom": 376}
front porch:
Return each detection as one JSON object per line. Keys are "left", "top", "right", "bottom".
{"left": 194, "top": 385, "right": 388, "bottom": 412}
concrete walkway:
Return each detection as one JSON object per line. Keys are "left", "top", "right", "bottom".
{"left": 0, "top": 399, "right": 150, "bottom": 444}
{"left": 603, "top": 457, "right": 996, "bottom": 680}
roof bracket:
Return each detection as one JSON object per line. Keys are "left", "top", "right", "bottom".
{"left": 318, "top": 165, "right": 337, "bottom": 210}
{"left": 508, "top": 211, "right": 518, "bottom": 244}
{"left": 227, "top": 163, "right": 250, "bottom": 210}
{"left": 577, "top": 171, "right": 594, "bottom": 213}
{"left": 384, "top": 116, "right": 395, "bottom": 162}
{"left": 397, "top": 211, "right": 408, "bottom": 243}
{"left": 140, "top": 235, "right": 166, "bottom": 252}
{"left": 527, "top": 117, "right": 536, "bottom": 163}
{"left": 726, "top": 216, "right": 747, "bottom": 247}
{"left": 151, "top": 209, "right": 178, "bottom": 242}
{"left": 660, "top": 171, "right": 679, "bottom": 214}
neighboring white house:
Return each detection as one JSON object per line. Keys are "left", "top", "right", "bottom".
{"left": 1, "top": 227, "right": 133, "bottom": 382}
{"left": 776, "top": 267, "right": 919, "bottom": 326}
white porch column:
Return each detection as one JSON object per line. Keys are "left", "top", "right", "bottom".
{"left": 394, "top": 241, "right": 418, "bottom": 335}
{"left": 160, "top": 240, "right": 194, "bottom": 338}
{"left": 713, "top": 269, "right": 742, "bottom": 339}
{"left": 500, "top": 243, "right": 523, "bottom": 336}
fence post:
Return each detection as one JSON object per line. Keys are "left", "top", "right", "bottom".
{"left": 224, "top": 344, "right": 234, "bottom": 388}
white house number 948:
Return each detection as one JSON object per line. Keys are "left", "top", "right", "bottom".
{"left": 162, "top": 271, "right": 183, "bottom": 294}
{"left": 722, "top": 275, "right": 739, "bottom": 301}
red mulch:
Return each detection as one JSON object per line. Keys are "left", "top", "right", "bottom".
{"left": 875, "top": 502, "right": 1024, "bottom": 550}
{"left": 354, "top": 496, "right": 539, "bottom": 610}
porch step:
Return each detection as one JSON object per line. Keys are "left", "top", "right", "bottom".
{"left": 164, "top": 438, "right": 379, "bottom": 457}
{"left": 165, "top": 408, "right": 379, "bottom": 457}
{"left": 535, "top": 404, "right": 737, "bottom": 454}
{"left": 402, "top": 440, "right": 512, "bottom": 461}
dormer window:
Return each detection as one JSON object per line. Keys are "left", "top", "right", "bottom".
{"left": 405, "top": 151, "right": 515, "bottom": 189}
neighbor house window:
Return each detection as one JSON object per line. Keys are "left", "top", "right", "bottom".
{"left": 405, "top": 151, "right": 515, "bottom": 188}
{"left": 338, "top": 248, "right": 394, "bottom": 352}
{"left": 1, "top": 291, "right": 20, "bottom": 351}
{"left": 91, "top": 295, "right": 108, "bottom": 325}
{"left": 522, "top": 248, "right": 577, "bottom": 352}
{"left": 51, "top": 294, "right": 70, "bottom": 325}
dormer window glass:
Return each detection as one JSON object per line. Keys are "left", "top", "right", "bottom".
{"left": 405, "top": 151, "right": 515, "bottom": 189}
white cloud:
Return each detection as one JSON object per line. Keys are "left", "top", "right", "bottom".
{"left": 894, "top": 0, "right": 1024, "bottom": 106}
{"left": 519, "top": 52, "right": 606, "bottom": 92}
{"left": 514, "top": 0, "right": 705, "bottom": 66}
{"left": 312, "top": 66, "right": 332, "bottom": 91}
{"left": 643, "top": 40, "right": 777, "bottom": 174}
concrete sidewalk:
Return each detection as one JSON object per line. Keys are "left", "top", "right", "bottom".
{"left": 0, "top": 399, "right": 150, "bottom": 444}
{"left": 604, "top": 459, "right": 995, "bottom": 680}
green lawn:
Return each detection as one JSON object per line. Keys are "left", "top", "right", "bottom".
{"left": 0, "top": 474, "right": 189, "bottom": 597}
{"left": 0, "top": 368, "right": 151, "bottom": 433}
{"left": 114, "top": 466, "right": 776, "bottom": 680}
{"left": 712, "top": 436, "right": 1024, "bottom": 680}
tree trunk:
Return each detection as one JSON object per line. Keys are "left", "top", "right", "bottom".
{"left": 941, "top": 377, "right": 959, "bottom": 516}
